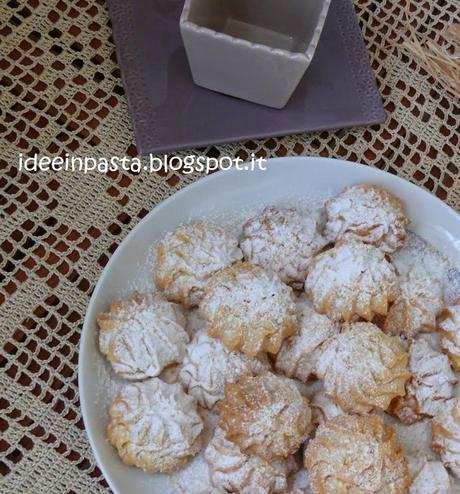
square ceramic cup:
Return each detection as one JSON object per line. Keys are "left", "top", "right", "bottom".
{"left": 180, "top": 0, "right": 332, "bottom": 109}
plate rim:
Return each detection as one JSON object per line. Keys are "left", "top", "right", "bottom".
{"left": 78, "top": 156, "right": 460, "bottom": 494}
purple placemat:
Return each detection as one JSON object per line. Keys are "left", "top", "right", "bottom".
{"left": 107, "top": 0, "right": 385, "bottom": 155}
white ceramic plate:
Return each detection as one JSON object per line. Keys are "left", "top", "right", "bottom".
{"left": 79, "top": 157, "right": 460, "bottom": 494}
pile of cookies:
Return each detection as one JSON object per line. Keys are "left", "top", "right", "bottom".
{"left": 97, "top": 184, "right": 460, "bottom": 493}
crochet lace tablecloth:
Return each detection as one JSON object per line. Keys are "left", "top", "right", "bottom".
{"left": 0, "top": 0, "right": 459, "bottom": 492}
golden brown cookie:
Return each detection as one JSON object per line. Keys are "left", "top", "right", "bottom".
{"left": 240, "top": 206, "right": 326, "bottom": 288}
{"left": 107, "top": 379, "right": 203, "bottom": 473}
{"left": 154, "top": 223, "right": 242, "bottom": 308}
{"left": 304, "top": 414, "right": 410, "bottom": 493}
{"left": 325, "top": 184, "right": 409, "bottom": 253}
{"left": 97, "top": 291, "right": 188, "bottom": 380}
{"left": 305, "top": 241, "right": 399, "bottom": 322}
{"left": 388, "top": 337, "right": 456, "bottom": 424}
{"left": 204, "top": 426, "right": 296, "bottom": 494}
{"left": 200, "top": 262, "right": 298, "bottom": 357}
{"left": 178, "top": 330, "right": 269, "bottom": 410}
{"left": 218, "top": 372, "right": 311, "bottom": 460}
{"left": 316, "top": 322, "right": 410, "bottom": 414}
{"left": 384, "top": 265, "right": 444, "bottom": 339}
{"left": 275, "top": 296, "right": 338, "bottom": 382}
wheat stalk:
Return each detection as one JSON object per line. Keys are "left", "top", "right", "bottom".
{"left": 400, "top": 0, "right": 460, "bottom": 99}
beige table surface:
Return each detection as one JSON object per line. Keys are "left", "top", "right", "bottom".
{"left": 1, "top": 0, "right": 459, "bottom": 492}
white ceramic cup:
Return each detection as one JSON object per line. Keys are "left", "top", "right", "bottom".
{"left": 180, "top": 0, "right": 332, "bottom": 109}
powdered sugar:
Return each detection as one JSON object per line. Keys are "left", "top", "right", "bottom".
{"left": 383, "top": 414, "right": 435, "bottom": 458}
{"left": 391, "top": 232, "right": 451, "bottom": 280}
{"left": 288, "top": 468, "right": 313, "bottom": 494}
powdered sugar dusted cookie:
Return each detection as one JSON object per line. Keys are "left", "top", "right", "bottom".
{"left": 432, "top": 398, "right": 460, "bottom": 480}
{"left": 388, "top": 337, "right": 456, "bottom": 424}
{"left": 305, "top": 415, "right": 410, "bottom": 493}
{"left": 218, "top": 372, "right": 311, "bottom": 460}
{"left": 200, "top": 262, "right": 298, "bottom": 357}
{"left": 97, "top": 291, "right": 188, "bottom": 380}
{"left": 179, "top": 331, "right": 269, "bottom": 410}
{"left": 438, "top": 302, "right": 460, "bottom": 371}
{"left": 305, "top": 241, "right": 399, "bottom": 322}
{"left": 275, "top": 297, "right": 338, "bottom": 382}
{"left": 240, "top": 206, "right": 326, "bottom": 288}
{"left": 316, "top": 322, "right": 410, "bottom": 414}
{"left": 325, "top": 184, "right": 409, "bottom": 253}
{"left": 154, "top": 223, "right": 242, "bottom": 308}
{"left": 107, "top": 379, "right": 203, "bottom": 473}
{"left": 205, "top": 426, "right": 296, "bottom": 494}
{"left": 384, "top": 264, "right": 444, "bottom": 339}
